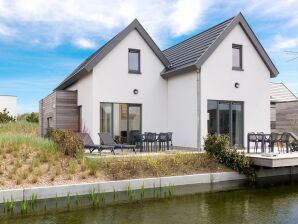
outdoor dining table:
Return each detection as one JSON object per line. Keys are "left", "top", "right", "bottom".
{"left": 247, "top": 133, "right": 292, "bottom": 153}
{"left": 129, "top": 132, "right": 171, "bottom": 152}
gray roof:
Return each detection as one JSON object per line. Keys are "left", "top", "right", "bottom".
{"left": 270, "top": 82, "right": 298, "bottom": 102}
{"left": 163, "top": 17, "right": 234, "bottom": 75}
{"left": 161, "top": 13, "right": 279, "bottom": 78}
{"left": 56, "top": 13, "right": 279, "bottom": 90}
{"left": 55, "top": 19, "right": 170, "bottom": 90}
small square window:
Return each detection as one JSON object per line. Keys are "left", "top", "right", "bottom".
{"left": 232, "top": 44, "right": 243, "bottom": 71}
{"left": 128, "top": 49, "right": 140, "bottom": 74}
{"left": 47, "top": 117, "right": 53, "bottom": 128}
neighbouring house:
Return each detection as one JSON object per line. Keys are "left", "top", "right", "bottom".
{"left": 0, "top": 95, "right": 17, "bottom": 117}
{"left": 270, "top": 82, "right": 298, "bottom": 132}
{"left": 39, "top": 12, "right": 279, "bottom": 149}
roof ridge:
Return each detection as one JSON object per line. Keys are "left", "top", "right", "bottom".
{"left": 162, "top": 16, "right": 235, "bottom": 52}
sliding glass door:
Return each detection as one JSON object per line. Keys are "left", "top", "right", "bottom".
{"left": 208, "top": 100, "right": 243, "bottom": 147}
{"left": 100, "top": 103, "right": 142, "bottom": 142}
{"left": 231, "top": 102, "right": 243, "bottom": 146}
{"left": 219, "top": 102, "right": 230, "bottom": 135}
{"left": 128, "top": 105, "right": 141, "bottom": 132}
{"left": 100, "top": 103, "right": 112, "bottom": 134}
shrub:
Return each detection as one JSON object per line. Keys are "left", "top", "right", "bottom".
{"left": 204, "top": 134, "right": 256, "bottom": 182}
{"left": 17, "top": 112, "right": 39, "bottom": 123}
{"left": 0, "top": 109, "right": 15, "bottom": 123}
{"left": 46, "top": 129, "right": 84, "bottom": 158}
{"left": 26, "top": 113, "right": 39, "bottom": 123}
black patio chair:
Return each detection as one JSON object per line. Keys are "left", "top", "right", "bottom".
{"left": 158, "top": 133, "right": 168, "bottom": 151}
{"left": 247, "top": 132, "right": 258, "bottom": 153}
{"left": 120, "top": 131, "right": 127, "bottom": 144}
{"left": 98, "top": 132, "right": 136, "bottom": 153}
{"left": 287, "top": 132, "right": 298, "bottom": 152}
{"left": 168, "top": 132, "right": 173, "bottom": 150}
{"left": 270, "top": 132, "right": 281, "bottom": 152}
{"left": 146, "top": 132, "right": 158, "bottom": 152}
{"left": 77, "top": 133, "right": 115, "bottom": 154}
{"left": 256, "top": 132, "right": 265, "bottom": 152}
{"left": 128, "top": 130, "right": 141, "bottom": 145}
{"left": 129, "top": 130, "right": 144, "bottom": 151}
{"left": 280, "top": 132, "right": 290, "bottom": 153}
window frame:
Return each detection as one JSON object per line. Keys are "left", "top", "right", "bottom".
{"left": 232, "top": 44, "right": 243, "bottom": 71}
{"left": 128, "top": 48, "right": 141, "bottom": 74}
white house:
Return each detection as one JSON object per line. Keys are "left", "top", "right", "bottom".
{"left": 39, "top": 13, "right": 279, "bottom": 149}
{"left": 0, "top": 95, "right": 17, "bottom": 117}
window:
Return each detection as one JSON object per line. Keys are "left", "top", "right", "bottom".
{"left": 232, "top": 44, "right": 242, "bottom": 70}
{"left": 128, "top": 49, "right": 140, "bottom": 73}
{"left": 78, "top": 106, "right": 82, "bottom": 132}
{"left": 47, "top": 117, "right": 53, "bottom": 128}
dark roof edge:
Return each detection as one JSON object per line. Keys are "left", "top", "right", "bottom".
{"left": 195, "top": 12, "right": 279, "bottom": 77}
{"left": 161, "top": 64, "right": 197, "bottom": 79}
{"left": 162, "top": 12, "right": 279, "bottom": 78}
{"left": 55, "top": 19, "right": 170, "bottom": 90}
{"left": 162, "top": 16, "right": 235, "bottom": 52}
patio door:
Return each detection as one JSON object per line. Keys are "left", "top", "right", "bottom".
{"left": 208, "top": 100, "right": 243, "bottom": 147}
{"left": 128, "top": 105, "right": 141, "bottom": 132}
{"left": 100, "top": 103, "right": 142, "bottom": 142}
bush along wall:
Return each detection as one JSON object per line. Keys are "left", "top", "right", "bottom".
{"left": 46, "top": 128, "right": 84, "bottom": 158}
{"left": 204, "top": 134, "right": 256, "bottom": 182}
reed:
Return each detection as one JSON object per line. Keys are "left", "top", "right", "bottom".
{"left": 20, "top": 198, "right": 28, "bottom": 214}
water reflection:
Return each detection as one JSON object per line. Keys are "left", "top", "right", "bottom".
{"left": 3, "top": 175, "right": 298, "bottom": 224}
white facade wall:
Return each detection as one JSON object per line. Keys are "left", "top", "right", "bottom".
{"left": 91, "top": 30, "right": 168, "bottom": 143}
{"left": 200, "top": 24, "right": 271, "bottom": 147}
{"left": 69, "top": 29, "right": 168, "bottom": 144}
{"left": 167, "top": 71, "right": 198, "bottom": 148}
{"left": 0, "top": 95, "right": 17, "bottom": 117}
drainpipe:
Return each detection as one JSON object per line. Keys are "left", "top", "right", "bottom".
{"left": 196, "top": 69, "right": 202, "bottom": 151}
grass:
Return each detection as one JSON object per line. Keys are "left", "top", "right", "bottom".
{"left": 0, "top": 122, "right": 230, "bottom": 188}
{"left": 0, "top": 122, "right": 39, "bottom": 137}
{"left": 96, "top": 153, "right": 230, "bottom": 180}
{"left": 0, "top": 122, "right": 100, "bottom": 189}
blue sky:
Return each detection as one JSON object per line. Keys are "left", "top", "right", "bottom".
{"left": 0, "top": 0, "right": 297, "bottom": 114}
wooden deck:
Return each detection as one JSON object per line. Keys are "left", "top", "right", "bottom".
{"left": 246, "top": 152, "right": 298, "bottom": 168}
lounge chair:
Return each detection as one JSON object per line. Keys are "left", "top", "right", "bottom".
{"left": 289, "top": 132, "right": 298, "bottom": 152}
{"left": 77, "top": 133, "right": 115, "bottom": 154}
{"left": 98, "top": 132, "right": 136, "bottom": 153}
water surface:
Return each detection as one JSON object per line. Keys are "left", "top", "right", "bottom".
{"left": 3, "top": 176, "right": 298, "bottom": 224}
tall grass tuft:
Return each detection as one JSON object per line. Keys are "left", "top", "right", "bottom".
{"left": 0, "top": 122, "right": 39, "bottom": 137}
{"left": 0, "top": 134, "right": 55, "bottom": 152}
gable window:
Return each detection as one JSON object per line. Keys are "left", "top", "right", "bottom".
{"left": 128, "top": 49, "right": 141, "bottom": 73}
{"left": 232, "top": 44, "right": 243, "bottom": 70}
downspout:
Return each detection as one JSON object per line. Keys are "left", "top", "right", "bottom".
{"left": 196, "top": 69, "right": 202, "bottom": 151}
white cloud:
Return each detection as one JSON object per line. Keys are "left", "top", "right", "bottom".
{"left": 168, "top": 0, "right": 210, "bottom": 37}
{"left": 0, "top": 0, "right": 212, "bottom": 48}
{"left": 0, "top": 0, "right": 297, "bottom": 50}
{"left": 74, "top": 38, "right": 96, "bottom": 49}
{"left": 272, "top": 35, "right": 298, "bottom": 50}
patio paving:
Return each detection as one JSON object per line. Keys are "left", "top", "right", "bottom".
{"left": 85, "top": 147, "right": 200, "bottom": 158}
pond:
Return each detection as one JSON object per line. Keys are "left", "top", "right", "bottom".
{"left": 3, "top": 175, "right": 298, "bottom": 224}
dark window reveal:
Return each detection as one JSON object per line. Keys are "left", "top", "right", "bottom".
{"left": 128, "top": 49, "right": 140, "bottom": 73}
{"left": 232, "top": 44, "right": 243, "bottom": 70}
